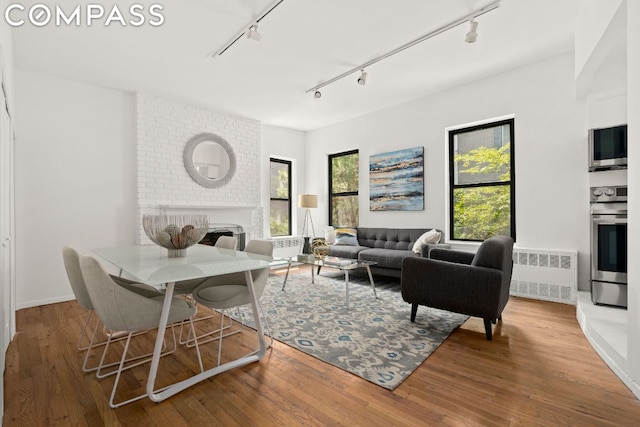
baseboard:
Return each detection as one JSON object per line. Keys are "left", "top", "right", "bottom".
{"left": 16, "top": 294, "right": 76, "bottom": 310}
{"left": 576, "top": 292, "right": 640, "bottom": 400}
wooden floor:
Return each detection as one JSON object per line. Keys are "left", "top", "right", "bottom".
{"left": 4, "top": 267, "right": 640, "bottom": 426}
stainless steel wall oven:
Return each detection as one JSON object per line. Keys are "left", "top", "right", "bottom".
{"left": 590, "top": 185, "right": 627, "bottom": 307}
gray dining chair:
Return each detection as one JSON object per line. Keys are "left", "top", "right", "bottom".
{"left": 214, "top": 235, "right": 238, "bottom": 250}
{"left": 191, "top": 239, "right": 273, "bottom": 366}
{"left": 79, "top": 254, "right": 203, "bottom": 408}
{"left": 174, "top": 236, "right": 240, "bottom": 345}
{"left": 62, "top": 246, "right": 163, "bottom": 373}
{"left": 174, "top": 235, "right": 238, "bottom": 296}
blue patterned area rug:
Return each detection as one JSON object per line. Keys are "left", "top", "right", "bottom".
{"left": 232, "top": 271, "right": 468, "bottom": 390}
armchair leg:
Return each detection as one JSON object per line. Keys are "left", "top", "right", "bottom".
{"left": 483, "top": 319, "right": 493, "bottom": 341}
{"left": 410, "top": 304, "right": 418, "bottom": 322}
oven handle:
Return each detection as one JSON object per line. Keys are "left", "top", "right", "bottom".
{"left": 591, "top": 213, "right": 627, "bottom": 222}
{"left": 590, "top": 208, "right": 627, "bottom": 214}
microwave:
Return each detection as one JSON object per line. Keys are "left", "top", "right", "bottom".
{"left": 588, "top": 124, "right": 627, "bottom": 171}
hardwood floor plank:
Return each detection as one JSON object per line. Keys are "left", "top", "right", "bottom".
{"left": 4, "top": 271, "right": 640, "bottom": 426}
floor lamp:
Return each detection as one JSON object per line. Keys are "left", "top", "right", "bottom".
{"left": 298, "top": 194, "right": 317, "bottom": 254}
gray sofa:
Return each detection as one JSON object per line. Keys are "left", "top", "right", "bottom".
{"left": 326, "top": 227, "right": 444, "bottom": 278}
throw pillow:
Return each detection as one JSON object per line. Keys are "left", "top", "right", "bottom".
{"left": 412, "top": 229, "right": 441, "bottom": 254}
{"left": 324, "top": 226, "right": 336, "bottom": 244}
{"left": 334, "top": 227, "right": 358, "bottom": 246}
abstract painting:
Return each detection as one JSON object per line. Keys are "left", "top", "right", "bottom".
{"left": 369, "top": 146, "right": 424, "bottom": 211}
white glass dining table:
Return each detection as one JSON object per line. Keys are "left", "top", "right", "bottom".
{"left": 92, "top": 244, "right": 272, "bottom": 402}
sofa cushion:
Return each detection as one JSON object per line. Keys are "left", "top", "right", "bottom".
{"left": 357, "top": 227, "right": 431, "bottom": 250}
{"left": 358, "top": 248, "right": 418, "bottom": 270}
{"left": 329, "top": 244, "right": 367, "bottom": 259}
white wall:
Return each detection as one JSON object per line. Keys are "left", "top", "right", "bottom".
{"left": 14, "top": 70, "right": 136, "bottom": 308}
{"left": 0, "top": 13, "right": 16, "bottom": 419}
{"left": 575, "top": 0, "right": 625, "bottom": 96}
{"left": 307, "top": 112, "right": 443, "bottom": 232}
{"left": 626, "top": 0, "right": 640, "bottom": 387}
{"left": 307, "top": 53, "right": 589, "bottom": 288}
{"left": 260, "top": 125, "right": 307, "bottom": 236}
{"left": 575, "top": 0, "right": 623, "bottom": 73}
{"left": 583, "top": 0, "right": 627, "bottom": 191}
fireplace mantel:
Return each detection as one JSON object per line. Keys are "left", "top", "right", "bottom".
{"left": 153, "top": 205, "right": 260, "bottom": 232}
{"left": 157, "top": 205, "right": 258, "bottom": 213}
{"left": 137, "top": 205, "right": 263, "bottom": 245}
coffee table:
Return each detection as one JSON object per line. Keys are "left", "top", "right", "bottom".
{"left": 281, "top": 254, "right": 378, "bottom": 308}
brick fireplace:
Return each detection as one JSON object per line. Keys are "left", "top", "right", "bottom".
{"left": 135, "top": 94, "right": 263, "bottom": 245}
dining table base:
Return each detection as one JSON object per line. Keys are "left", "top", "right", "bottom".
{"left": 145, "top": 271, "right": 267, "bottom": 402}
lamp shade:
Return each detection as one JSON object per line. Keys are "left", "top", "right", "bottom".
{"left": 298, "top": 194, "right": 318, "bottom": 208}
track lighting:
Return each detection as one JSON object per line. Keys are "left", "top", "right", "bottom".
{"left": 305, "top": 0, "right": 500, "bottom": 96}
{"left": 465, "top": 20, "right": 478, "bottom": 43}
{"left": 357, "top": 70, "right": 367, "bottom": 86}
{"left": 210, "top": 0, "right": 285, "bottom": 57}
{"left": 245, "top": 25, "right": 262, "bottom": 41}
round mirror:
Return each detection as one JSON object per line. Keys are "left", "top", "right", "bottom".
{"left": 183, "top": 133, "right": 236, "bottom": 188}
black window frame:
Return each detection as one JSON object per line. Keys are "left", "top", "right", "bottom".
{"left": 269, "top": 157, "right": 292, "bottom": 236}
{"left": 448, "top": 118, "right": 516, "bottom": 242}
{"left": 328, "top": 149, "right": 359, "bottom": 227}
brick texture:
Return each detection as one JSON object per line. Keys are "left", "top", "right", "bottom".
{"left": 135, "top": 94, "right": 262, "bottom": 243}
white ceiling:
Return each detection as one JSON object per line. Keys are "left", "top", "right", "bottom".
{"left": 11, "top": 0, "right": 580, "bottom": 131}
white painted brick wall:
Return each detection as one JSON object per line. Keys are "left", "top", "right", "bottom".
{"left": 135, "top": 94, "right": 262, "bottom": 243}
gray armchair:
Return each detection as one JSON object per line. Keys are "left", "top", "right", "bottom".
{"left": 401, "top": 235, "right": 514, "bottom": 340}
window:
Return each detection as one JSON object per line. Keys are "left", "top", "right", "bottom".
{"left": 269, "top": 158, "right": 291, "bottom": 236}
{"left": 448, "top": 118, "right": 515, "bottom": 241}
{"left": 329, "top": 150, "right": 359, "bottom": 227}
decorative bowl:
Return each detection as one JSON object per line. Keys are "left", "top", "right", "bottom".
{"left": 143, "top": 214, "right": 209, "bottom": 257}
{"left": 311, "top": 239, "right": 330, "bottom": 259}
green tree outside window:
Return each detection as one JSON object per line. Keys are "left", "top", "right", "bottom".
{"left": 270, "top": 159, "right": 291, "bottom": 236}
{"left": 329, "top": 150, "right": 359, "bottom": 227}
{"left": 450, "top": 120, "right": 515, "bottom": 241}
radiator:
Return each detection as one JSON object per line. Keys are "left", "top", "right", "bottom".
{"left": 267, "top": 236, "right": 304, "bottom": 263}
{"left": 510, "top": 247, "right": 578, "bottom": 304}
